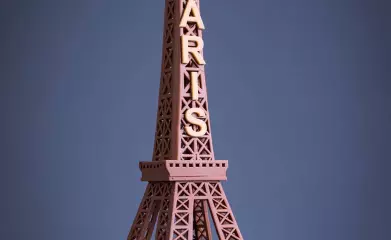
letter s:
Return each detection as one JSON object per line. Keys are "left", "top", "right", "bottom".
{"left": 184, "top": 108, "right": 207, "bottom": 137}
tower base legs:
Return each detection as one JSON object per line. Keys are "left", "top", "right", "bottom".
{"left": 127, "top": 182, "right": 243, "bottom": 240}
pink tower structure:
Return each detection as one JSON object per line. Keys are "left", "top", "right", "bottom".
{"left": 127, "top": 0, "right": 244, "bottom": 239}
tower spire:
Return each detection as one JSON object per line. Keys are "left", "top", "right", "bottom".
{"left": 127, "top": 1, "right": 244, "bottom": 239}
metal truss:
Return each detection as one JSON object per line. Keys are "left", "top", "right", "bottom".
{"left": 127, "top": 182, "right": 243, "bottom": 240}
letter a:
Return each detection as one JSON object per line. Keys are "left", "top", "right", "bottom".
{"left": 179, "top": 0, "right": 205, "bottom": 29}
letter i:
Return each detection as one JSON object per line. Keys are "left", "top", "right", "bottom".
{"left": 190, "top": 71, "right": 199, "bottom": 101}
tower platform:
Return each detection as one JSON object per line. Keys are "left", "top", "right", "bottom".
{"left": 139, "top": 160, "right": 228, "bottom": 181}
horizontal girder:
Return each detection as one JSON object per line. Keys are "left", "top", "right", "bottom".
{"left": 139, "top": 160, "right": 228, "bottom": 181}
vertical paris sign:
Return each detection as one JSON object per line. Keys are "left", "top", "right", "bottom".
{"left": 180, "top": 0, "right": 207, "bottom": 138}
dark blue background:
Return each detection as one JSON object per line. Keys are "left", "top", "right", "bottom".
{"left": 1, "top": 0, "right": 390, "bottom": 239}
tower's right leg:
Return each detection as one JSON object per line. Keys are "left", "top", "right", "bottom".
{"left": 207, "top": 182, "right": 243, "bottom": 240}
{"left": 193, "top": 199, "right": 212, "bottom": 240}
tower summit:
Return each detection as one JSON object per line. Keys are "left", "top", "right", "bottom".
{"left": 127, "top": 0, "right": 244, "bottom": 239}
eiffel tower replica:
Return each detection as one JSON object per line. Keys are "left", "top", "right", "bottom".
{"left": 127, "top": 0, "right": 244, "bottom": 239}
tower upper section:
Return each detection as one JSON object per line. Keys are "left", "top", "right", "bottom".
{"left": 152, "top": 0, "right": 215, "bottom": 162}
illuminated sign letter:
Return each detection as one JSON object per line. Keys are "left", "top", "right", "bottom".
{"left": 179, "top": 0, "right": 205, "bottom": 29}
{"left": 190, "top": 71, "right": 199, "bottom": 100}
{"left": 184, "top": 108, "right": 207, "bottom": 137}
{"left": 181, "top": 35, "right": 205, "bottom": 65}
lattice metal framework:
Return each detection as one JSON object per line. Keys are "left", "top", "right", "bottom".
{"left": 127, "top": 0, "right": 243, "bottom": 239}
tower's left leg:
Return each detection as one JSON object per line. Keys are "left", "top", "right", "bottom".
{"left": 127, "top": 183, "right": 160, "bottom": 240}
{"left": 167, "top": 182, "right": 195, "bottom": 240}
{"left": 155, "top": 182, "right": 174, "bottom": 240}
